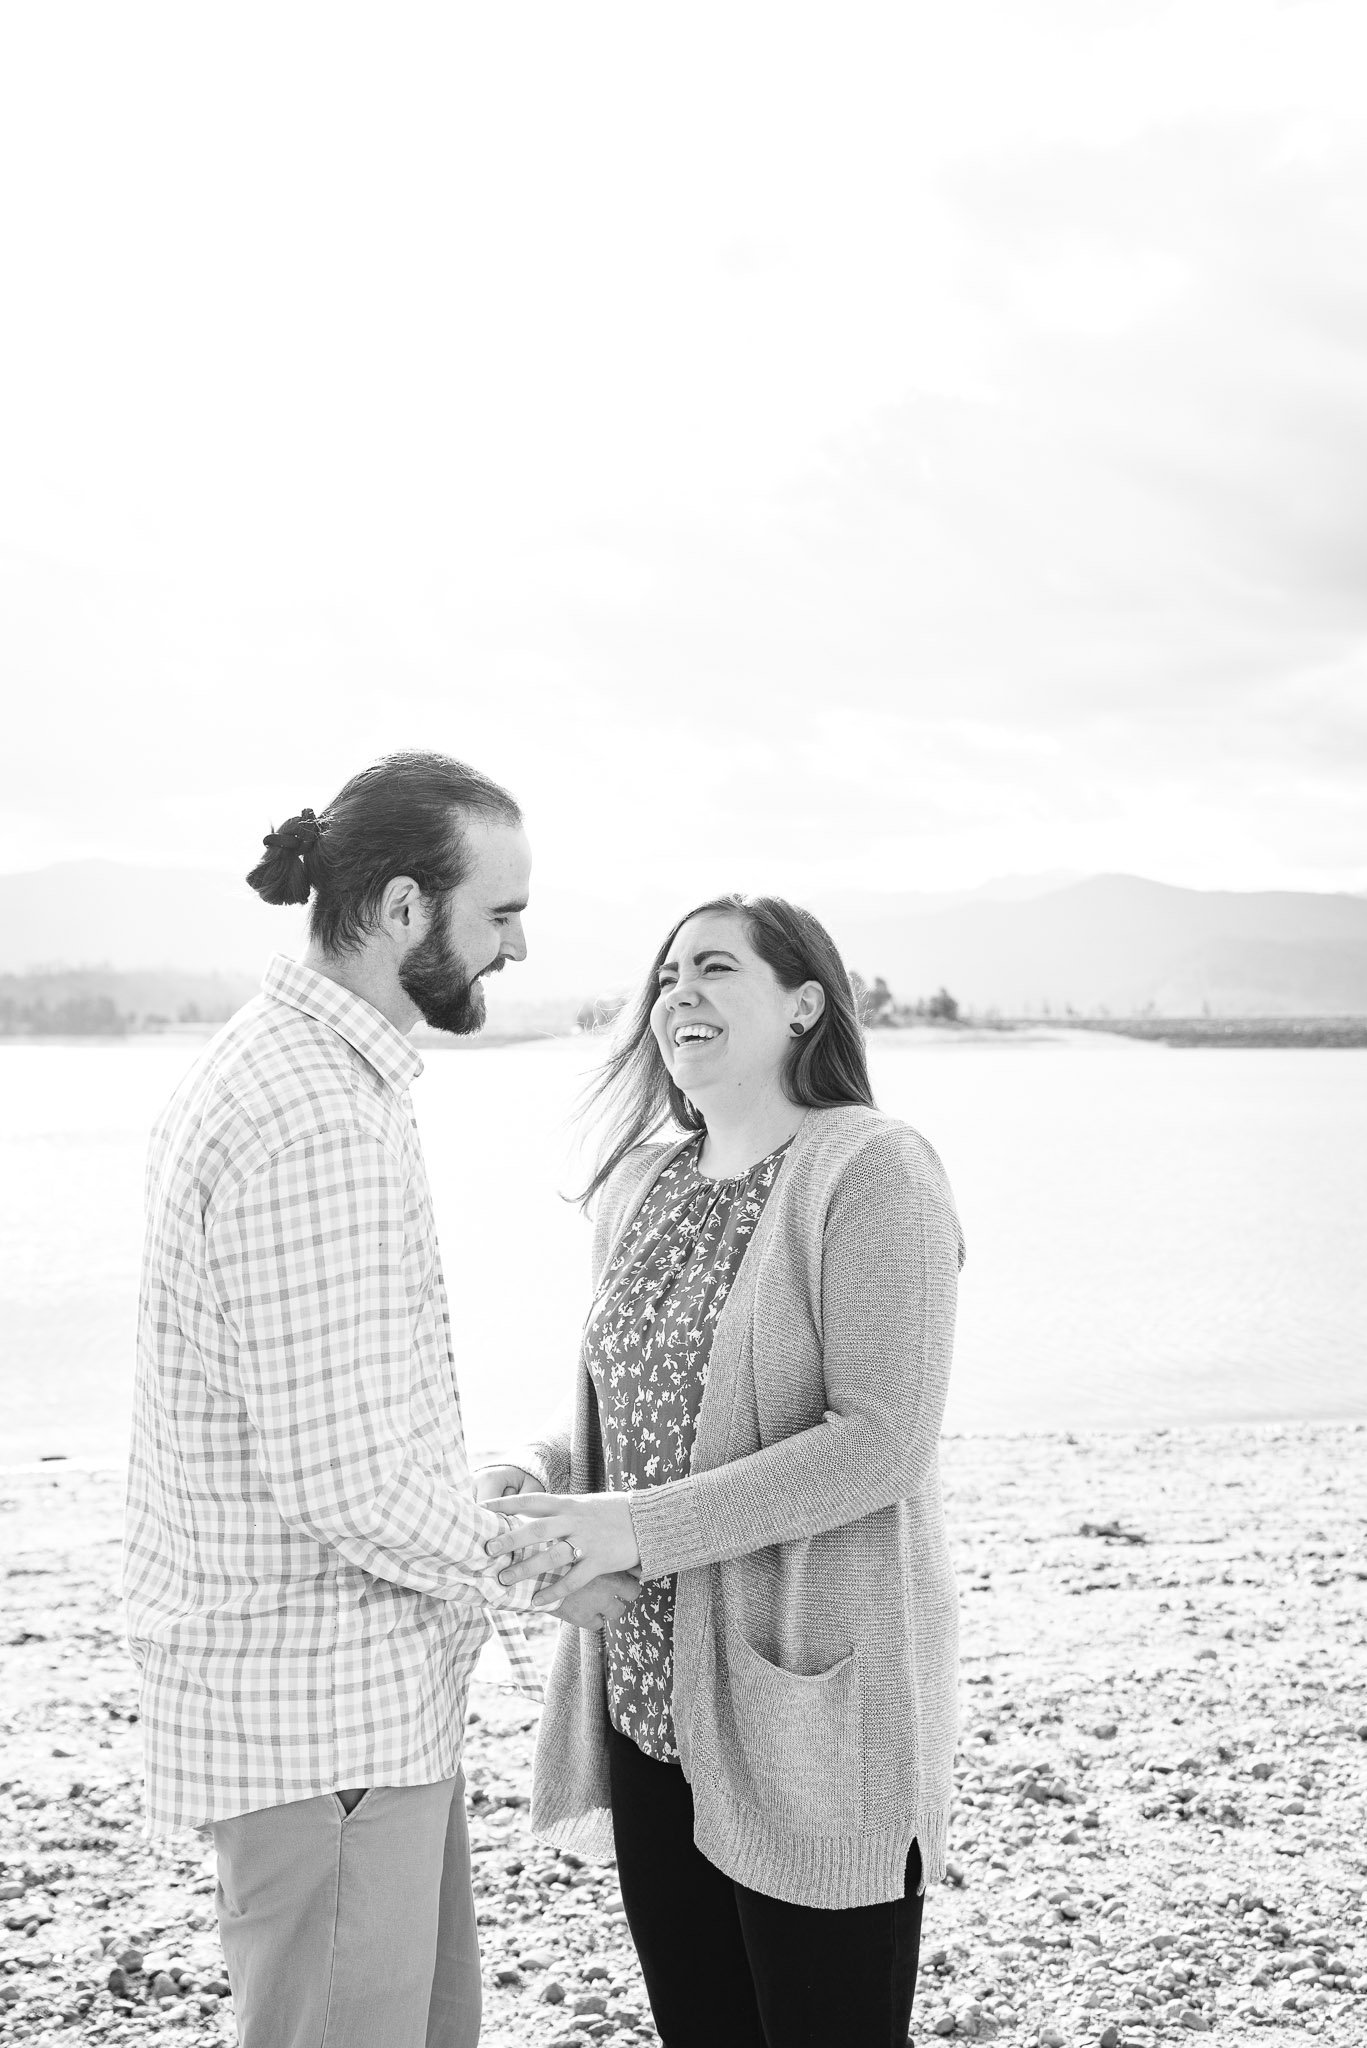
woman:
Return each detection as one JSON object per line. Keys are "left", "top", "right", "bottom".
{"left": 481, "top": 894, "right": 963, "bottom": 2048}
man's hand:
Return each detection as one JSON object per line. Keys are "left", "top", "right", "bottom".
{"left": 552, "top": 1571, "right": 642, "bottom": 1632}
{"left": 475, "top": 1465, "right": 542, "bottom": 1503}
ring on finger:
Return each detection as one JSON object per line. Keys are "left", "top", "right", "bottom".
{"left": 565, "top": 1539, "right": 583, "bottom": 1566}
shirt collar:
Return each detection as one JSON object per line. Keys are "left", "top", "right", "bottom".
{"left": 261, "top": 955, "right": 425, "bottom": 1092}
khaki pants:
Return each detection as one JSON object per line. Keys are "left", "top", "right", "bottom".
{"left": 211, "top": 1774, "right": 481, "bottom": 2048}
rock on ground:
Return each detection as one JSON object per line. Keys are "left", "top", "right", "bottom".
{"left": 1, "top": 1423, "right": 1364, "bottom": 2045}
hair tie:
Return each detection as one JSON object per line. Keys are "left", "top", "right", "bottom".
{"left": 263, "top": 807, "right": 327, "bottom": 857}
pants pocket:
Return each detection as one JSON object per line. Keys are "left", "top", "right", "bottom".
{"left": 720, "top": 1624, "right": 865, "bottom": 1832}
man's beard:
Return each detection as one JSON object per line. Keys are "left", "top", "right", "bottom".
{"left": 398, "top": 918, "right": 504, "bottom": 1036}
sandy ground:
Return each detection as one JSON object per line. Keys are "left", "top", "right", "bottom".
{"left": 1, "top": 1423, "right": 1364, "bottom": 2048}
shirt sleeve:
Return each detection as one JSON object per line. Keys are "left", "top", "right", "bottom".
{"left": 625, "top": 1128, "right": 964, "bottom": 1577}
{"left": 205, "top": 1127, "right": 537, "bottom": 1610}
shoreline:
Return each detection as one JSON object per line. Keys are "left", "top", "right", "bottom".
{"left": 0, "top": 1028, "right": 558, "bottom": 1052}
{"left": 866, "top": 1021, "right": 1367, "bottom": 1052}
{"left": 5, "top": 1018, "right": 1367, "bottom": 1054}
{"left": 8, "top": 1408, "right": 1367, "bottom": 1479}
{"left": 2, "top": 1423, "right": 1364, "bottom": 2046}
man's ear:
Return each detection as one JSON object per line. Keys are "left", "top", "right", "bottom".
{"left": 380, "top": 875, "right": 422, "bottom": 935}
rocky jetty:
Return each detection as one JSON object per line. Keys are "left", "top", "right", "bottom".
{"left": 1, "top": 1423, "right": 1364, "bottom": 2045}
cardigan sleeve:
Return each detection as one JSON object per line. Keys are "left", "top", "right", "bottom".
{"left": 626, "top": 1128, "right": 963, "bottom": 1577}
{"left": 474, "top": 1410, "right": 574, "bottom": 1494}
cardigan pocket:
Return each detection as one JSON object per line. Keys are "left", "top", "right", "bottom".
{"left": 718, "top": 1622, "right": 865, "bottom": 1833}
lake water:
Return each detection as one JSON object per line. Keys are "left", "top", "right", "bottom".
{"left": 1, "top": 1034, "right": 1364, "bottom": 1467}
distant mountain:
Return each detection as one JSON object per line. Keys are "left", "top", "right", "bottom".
{"left": 0, "top": 862, "right": 1364, "bottom": 1018}
{"left": 0, "top": 860, "right": 307, "bottom": 974}
{"left": 819, "top": 875, "right": 1367, "bottom": 1017}
{"left": 814, "top": 872, "right": 1086, "bottom": 923}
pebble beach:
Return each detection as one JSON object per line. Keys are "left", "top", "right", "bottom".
{"left": 2, "top": 1422, "right": 1364, "bottom": 2048}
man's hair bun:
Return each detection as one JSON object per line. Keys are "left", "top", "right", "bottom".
{"left": 240, "top": 753, "right": 521, "bottom": 954}
{"left": 246, "top": 809, "right": 327, "bottom": 906}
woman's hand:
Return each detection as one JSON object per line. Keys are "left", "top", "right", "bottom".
{"left": 553, "top": 1571, "right": 642, "bottom": 1632}
{"left": 475, "top": 1465, "right": 541, "bottom": 1503}
{"left": 485, "top": 1492, "right": 642, "bottom": 1609}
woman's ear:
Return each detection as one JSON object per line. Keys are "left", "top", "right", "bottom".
{"left": 792, "top": 981, "right": 826, "bottom": 1032}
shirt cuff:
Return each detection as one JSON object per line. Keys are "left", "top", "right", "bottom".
{"left": 472, "top": 1512, "right": 540, "bottom": 1612}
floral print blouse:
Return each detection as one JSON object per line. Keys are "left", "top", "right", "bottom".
{"left": 585, "top": 1134, "right": 791, "bottom": 1763}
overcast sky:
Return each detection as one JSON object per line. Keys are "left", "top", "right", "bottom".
{"left": 2, "top": 0, "right": 1364, "bottom": 906}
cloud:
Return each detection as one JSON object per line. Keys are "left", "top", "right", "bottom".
{"left": 0, "top": 4, "right": 1365, "bottom": 894}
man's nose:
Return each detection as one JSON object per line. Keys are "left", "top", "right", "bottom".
{"left": 502, "top": 917, "right": 528, "bottom": 964}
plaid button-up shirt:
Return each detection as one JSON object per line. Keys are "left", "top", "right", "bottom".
{"left": 125, "top": 954, "right": 537, "bottom": 1831}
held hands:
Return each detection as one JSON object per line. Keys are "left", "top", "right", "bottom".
{"left": 554, "top": 1571, "right": 642, "bottom": 1632}
{"left": 475, "top": 1471, "right": 639, "bottom": 1629}
{"left": 484, "top": 1493, "right": 642, "bottom": 1611}
{"left": 475, "top": 1465, "right": 542, "bottom": 1503}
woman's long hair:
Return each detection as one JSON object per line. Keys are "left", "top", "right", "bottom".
{"left": 574, "top": 893, "right": 874, "bottom": 1208}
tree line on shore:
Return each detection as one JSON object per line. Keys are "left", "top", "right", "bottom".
{"left": 6, "top": 969, "right": 1360, "bottom": 1046}
{"left": 0, "top": 971, "right": 251, "bottom": 1038}
{"left": 5, "top": 970, "right": 967, "bottom": 1039}
{"left": 851, "top": 974, "right": 961, "bottom": 1026}
{"left": 575, "top": 976, "right": 964, "bottom": 1035}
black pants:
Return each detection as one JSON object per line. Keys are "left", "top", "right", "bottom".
{"left": 607, "top": 1725, "right": 924, "bottom": 2048}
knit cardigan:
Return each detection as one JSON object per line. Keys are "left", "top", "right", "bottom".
{"left": 514, "top": 1104, "right": 964, "bottom": 1910}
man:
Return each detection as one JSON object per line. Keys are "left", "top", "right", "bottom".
{"left": 124, "top": 751, "right": 634, "bottom": 2048}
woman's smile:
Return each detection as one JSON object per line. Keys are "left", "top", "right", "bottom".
{"left": 671, "top": 1019, "right": 724, "bottom": 1053}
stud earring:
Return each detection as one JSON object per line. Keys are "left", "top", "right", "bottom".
{"left": 789, "top": 1021, "right": 806, "bottom": 1037}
